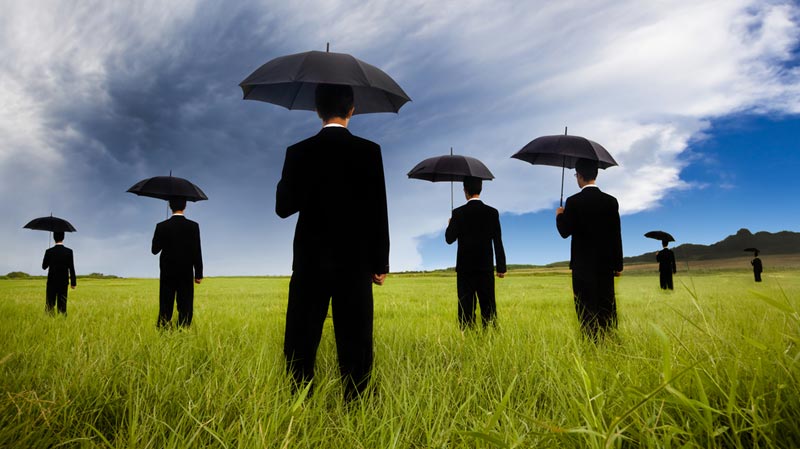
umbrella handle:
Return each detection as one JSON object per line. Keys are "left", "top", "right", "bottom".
{"left": 560, "top": 158, "right": 565, "bottom": 207}
{"left": 561, "top": 128, "right": 567, "bottom": 207}
{"left": 450, "top": 146, "right": 454, "bottom": 212}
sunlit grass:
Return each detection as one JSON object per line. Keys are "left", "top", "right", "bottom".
{"left": 1, "top": 271, "right": 798, "bottom": 448}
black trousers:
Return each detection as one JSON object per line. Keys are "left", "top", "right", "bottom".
{"left": 659, "top": 270, "right": 674, "bottom": 290}
{"left": 158, "top": 276, "right": 194, "bottom": 328}
{"left": 754, "top": 271, "right": 762, "bottom": 282}
{"left": 456, "top": 270, "right": 496, "bottom": 330}
{"left": 572, "top": 271, "right": 617, "bottom": 340}
{"left": 283, "top": 270, "right": 374, "bottom": 402}
{"left": 45, "top": 283, "right": 68, "bottom": 315}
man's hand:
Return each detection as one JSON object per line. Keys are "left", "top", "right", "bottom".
{"left": 71, "top": 285, "right": 76, "bottom": 290}
{"left": 613, "top": 271, "right": 622, "bottom": 277}
{"left": 556, "top": 207, "right": 565, "bottom": 216}
{"left": 372, "top": 273, "right": 386, "bottom": 286}
{"left": 497, "top": 272, "right": 506, "bottom": 278}
{"left": 195, "top": 278, "right": 203, "bottom": 284}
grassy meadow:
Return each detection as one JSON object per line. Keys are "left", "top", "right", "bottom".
{"left": 1, "top": 269, "right": 799, "bottom": 448}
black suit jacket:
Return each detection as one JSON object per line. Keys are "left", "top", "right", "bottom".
{"left": 752, "top": 257, "right": 762, "bottom": 273}
{"left": 42, "top": 244, "right": 76, "bottom": 287}
{"left": 445, "top": 200, "right": 507, "bottom": 273}
{"left": 152, "top": 215, "right": 203, "bottom": 279}
{"left": 276, "top": 127, "right": 390, "bottom": 274}
{"left": 657, "top": 248, "right": 676, "bottom": 274}
{"left": 556, "top": 186, "right": 623, "bottom": 274}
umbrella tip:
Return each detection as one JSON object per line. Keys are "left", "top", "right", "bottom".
{"left": 326, "top": 42, "right": 329, "bottom": 52}
{"left": 450, "top": 146, "right": 453, "bottom": 155}
{"left": 169, "top": 169, "right": 172, "bottom": 177}
{"left": 564, "top": 126, "right": 568, "bottom": 135}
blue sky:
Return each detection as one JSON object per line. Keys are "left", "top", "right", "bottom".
{"left": 1, "top": 0, "right": 799, "bottom": 277}
{"left": 418, "top": 115, "right": 800, "bottom": 270}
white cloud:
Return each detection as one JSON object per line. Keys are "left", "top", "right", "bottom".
{"left": 0, "top": 0, "right": 798, "bottom": 275}
{"left": 365, "top": 0, "right": 800, "bottom": 270}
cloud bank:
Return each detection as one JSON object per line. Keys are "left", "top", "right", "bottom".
{"left": 0, "top": 0, "right": 798, "bottom": 275}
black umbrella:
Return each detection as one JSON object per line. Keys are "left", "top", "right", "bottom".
{"left": 408, "top": 154, "right": 494, "bottom": 182}
{"left": 23, "top": 215, "right": 77, "bottom": 233}
{"left": 408, "top": 149, "right": 494, "bottom": 210}
{"left": 645, "top": 231, "right": 675, "bottom": 242}
{"left": 744, "top": 248, "right": 760, "bottom": 256}
{"left": 127, "top": 175, "right": 208, "bottom": 202}
{"left": 511, "top": 127, "right": 618, "bottom": 206}
{"left": 240, "top": 44, "right": 411, "bottom": 114}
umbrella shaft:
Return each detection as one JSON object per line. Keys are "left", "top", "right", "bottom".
{"left": 560, "top": 163, "right": 565, "bottom": 207}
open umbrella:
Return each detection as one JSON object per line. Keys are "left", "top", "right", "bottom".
{"left": 240, "top": 44, "right": 411, "bottom": 114}
{"left": 408, "top": 154, "right": 494, "bottom": 182}
{"left": 24, "top": 215, "right": 77, "bottom": 233}
{"left": 407, "top": 149, "right": 494, "bottom": 210}
{"left": 744, "top": 248, "right": 760, "bottom": 257}
{"left": 24, "top": 215, "right": 76, "bottom": 248}
{"left": 645, "top": 231, "right": 675, "bottom": 242}
{"left": 511, "top": 127, "right": 618, "bottom": 206}
{"left": 127, "top": 175, "right": 208, "bottom": 202}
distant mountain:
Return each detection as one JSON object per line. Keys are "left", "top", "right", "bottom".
{"left": 625, "top": 229, "right": 800, "bottom": 264}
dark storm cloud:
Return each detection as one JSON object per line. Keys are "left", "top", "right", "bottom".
{"left": 1, "top": 0, "right": 798, "bottom": 276}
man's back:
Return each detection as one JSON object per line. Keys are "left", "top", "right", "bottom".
{"left": 657, "top": 248, "right": 676, "bottom": 272}
{"left": 43, "top": 245, "right": 76, "bottom": 286}
{"left": 556, "top": 186, "right": 623, "bottom": 274}
{"left": 276, "top": 127, "right": 390, "bottom": 274}
{"left": 445, "top": 200, "right": 506, "bottom": 273}
{"left": 152, "top": 216, "right": 203, "bottom": 278}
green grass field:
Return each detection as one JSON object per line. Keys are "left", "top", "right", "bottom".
{"left": 1, "top": 270, "right": 799, "bottom": 448}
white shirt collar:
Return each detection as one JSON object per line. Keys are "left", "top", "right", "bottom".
{"left": 323, "top": 123, "right": 346, "bottom": 128}
{"left": 55, "top": 242, "right": 64, "bottom": 245}
{"left": 467, "top": 197, "right": 481, "bottom": 202}
{"left": 581, "top": 184, "right": 599, "bottom": 190}
{"left": 172, "top": 212, "right": 184, "bottom": 216}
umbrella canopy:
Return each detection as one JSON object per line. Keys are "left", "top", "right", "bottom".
{"left": 645, "top": 231, "right": 675, "bottom": 242}
{"left": 743, "top": 247, "right": 760, "bottom": 253}
{"left": 408, "top": 150, "right": 493, "bottom": 211}
{"left": 511, "top": 134, "right": 618, "bottom": 169}
{"left": 240, "top": 48, "right": 411, "bottom": 114}
{"left": 23, "top": 216, "right": 76, "bottom": 233}
{"left": 127, "top": 176, "right": 208, "bottom": 202}
{"left": 407, "top": 154, "right": 494, "bottom": 182}
{"left": 510, "top": 129, "right": 618, "bottom": 206}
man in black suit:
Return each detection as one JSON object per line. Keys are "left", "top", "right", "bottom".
{"left": 751, "top": 251, "right": 763, "bottom": 282}
{"left": 445, "top": 177, "right": 506, "bottom": 330}
{"left": 656, "top": 241, "right": 677, "bottom": 290}
{"left": 152, "top": 198, "right": 203, "bottom": 329}
{"left": 276, "top": 83, "right": 390, "bottom": 402}
{"left": 42, "top": 231, "right": 76, "bottom": 315}
{"left": 556, "top": 158, "right": 623, "bottom": 340}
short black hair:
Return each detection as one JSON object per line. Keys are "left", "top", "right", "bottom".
{"left": 463, "top": 177, "right": 482, "bottom": 196}
{"left": 575, "top": 158, "right": 598, "bottom": 181}
{"left": 169, "top": 198, "right": 187, "bottom": 212}
{"left": 315, "top": 83, "right": 355, "bottom": 121}
{"left": 53, "top": 231, "right": 64, "bottom": 243}
{"left": 662, "top": 240, "right": 669, "bottom": 248}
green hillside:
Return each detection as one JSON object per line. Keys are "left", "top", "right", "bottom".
{"left": 625, "top": 228, "right": 800, "bottom": 264}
